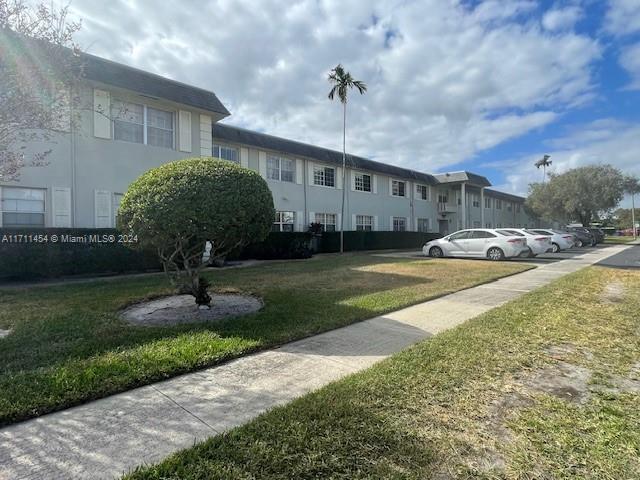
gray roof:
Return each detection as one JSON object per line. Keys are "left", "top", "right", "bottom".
{"left": 83, "top": 53, "right": 230, "bottom": 116}
{"left": 484, "top": 188, "right": 526, "bottom": 202}
{"left": 433, "top": 171, "right": 492, "bottom": 187}
{"left": 213, "top": 123, "right": 439, "bottom": 185}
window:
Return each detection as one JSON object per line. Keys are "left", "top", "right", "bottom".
{"left": 213, "top": 144, "right": 239, "bottom": 163}
{"left": 315, "top": 213, "right": 337, "bottom": 231}
{"left": 393, "top": 216, "right": 406, "bottom": 231}
{"left": 507, "top": 202, "right": 513, "bottom": 212}
{"left": 485, "top": 223, "right": 492, "bottom": 228}
{"left": 472, "top": 194, "right": 480, "bottom": 208}
{"left": 273, "top": 211, "right": 295, "bottom": 232}
{"left": 112, "top": 100, "right": 174, "bottom": 149}
{"left": 497, "top": 223, "right": 502, "bottom": 228}
{"left": 113, "top": 193, "right": 123, "bottom": 227}
{"left": 438, "top": 192, "right": 449, "bottom": 204}
{"left": 112, "top": 100, "right": 143, "bottom": 144}
{"left": 147, "top": 107, "right": 174, "bottom": 148}
{"left": 1, "top": 187, "right": 45, "bottom": 227}
{"left": 449, "top": 230, "right": 471, "bottom": 241}
{"left": 496, "top": 199, "right": 502, "bottom": 210}
{"left": 417, "top": 218, "right": 430, "bottom": 232}
{"left": 392, "top": 180, "right": 406, "bottom": 197}
{"left": 516, "top": 203, "right": 521, "bottom": 213}
{"left": 473, "top": 221, "right": 481, "bottom": 228}
{"left": 313, "top": 166, "right": 335, "bottom": 187}
{"left": 496, "top": 229, "right": 523, "bottom": 237}
{"left": 354, "top": 173, "right": 372, "bottom": 192}
{"left": 416, "top": 184, "right": 429, "bottom": 200}
{"left": 485, "top": 197, "right": 491, "bottom": 208}
{"left": 356, "top": 215, "right": 373, "bottom": 231}
{"left": 268, "top": 155, "right": 296, "bottom": 182}
{"left": 470, "top": 230, "right": 497, "bottom": 239}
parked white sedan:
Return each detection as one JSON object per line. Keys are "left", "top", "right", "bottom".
{"left": 530, "top": 229, "right": 575, "bottom": 253}
{"left": 496, "top": 229, "right": 552, "bottom": 257}
{"left": 423, "top": 229, "right": 528, "bottom": 261}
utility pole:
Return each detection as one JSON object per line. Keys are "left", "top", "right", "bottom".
{"left": 632, "top": 191, "right": 637, "bottom": 240}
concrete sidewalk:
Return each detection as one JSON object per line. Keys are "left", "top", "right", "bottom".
{"left": 0, "top": 244, "right": 630, "bottom": 479}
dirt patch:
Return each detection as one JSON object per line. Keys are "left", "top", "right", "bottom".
{"left": 600, "top": 281, "right": 626, "bottom": 303}
{"left": 0, "top": 329, "right": 11, "bottom": 339}
{"left": 601, "top": 362, "right": 640, "bottom": 394}
{"left": 121, "top": 293, "right": 263, "bottom": 327}
{"left": 474, "top": 355, "right": 593, "bottom": 474}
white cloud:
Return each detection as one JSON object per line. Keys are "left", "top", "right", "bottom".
{"left": 604, "top": 0, "right": 640, "bottom": 36}
{"left": 620, "top": 42, "right": 640, "bottom": 89}
{"left": 55, "top": 0, "right": 602, "bottom": 173}
{"left": 489, "top": 119, "right": 640, "bottom": 200}
{"left": 542, "top": 6, "right": 583, "bottom": 31}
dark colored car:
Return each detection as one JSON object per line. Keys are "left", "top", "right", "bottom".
{"left": 565, "top": 227, "right": 596, "bottom": 247}
{"left": 586, "top": 228, "right": 605, "bottom": 244}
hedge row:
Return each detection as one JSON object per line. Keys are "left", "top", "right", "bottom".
{"left": 317, "top": 231, "right": 441, "bottom": 253}
{"left": 0, "top": 228, "right": 161, "bottom": 281}
{"left": 0, "top": 229, "right": 442, "bottom": 281}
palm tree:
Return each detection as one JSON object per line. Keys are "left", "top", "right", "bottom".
{"left": 624, "top": 175, "right": 640, "bottom": 239}
{"left": 534, "top": 154, "right": 552, "bottom": 183}
{"left": 328, "top": 64, "right": 367, "bottom": 253}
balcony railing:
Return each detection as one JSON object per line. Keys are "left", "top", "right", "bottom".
{"left": 437, "top": 202, "right": 457, "bottom": 213}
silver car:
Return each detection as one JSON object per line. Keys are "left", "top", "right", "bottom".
{"left": 530, "top": 229, "right": 575, "bottom": 253}
{"left": 423, "top": 229, "right": 528, "bottom": 261}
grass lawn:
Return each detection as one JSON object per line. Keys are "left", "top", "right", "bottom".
{"left": 604, "top": 236, "right": 637, "bottom": 244}
{"left": 0, "top": 253, "right": 530, "bottom": 426}
{"left": 126, "top": 266, "right": 640, "bottom": 480}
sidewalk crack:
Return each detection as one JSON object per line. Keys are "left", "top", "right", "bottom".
{"left": 151, "top": 385, "right": 219, "bottom": 434}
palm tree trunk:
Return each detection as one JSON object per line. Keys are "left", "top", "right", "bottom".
{"left": 340, "top": 102, "right": 346, "bottom": 253}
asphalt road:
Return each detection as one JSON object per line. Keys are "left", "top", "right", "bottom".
{"left": 596, "top": 244, "right": 640, "bottom": 269}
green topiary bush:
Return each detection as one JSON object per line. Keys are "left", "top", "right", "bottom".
{"left": 118, "top": 158, "right": 274, "bottom": 305}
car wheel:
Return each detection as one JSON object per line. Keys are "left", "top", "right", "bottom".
{"left": 487, "top": 247, "right": 505, "bottom": 261}
{"left": 429, "top": 246, "right": 444, "bottom": 258}
{"left": 552, "top": 242, "right": 560, "bottom": 253}
{"left": 576, "top": 239, "right": 583, "bottom": 248}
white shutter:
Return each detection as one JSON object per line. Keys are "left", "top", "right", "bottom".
{"left": 337, "top": 213, "right": 342, "bottom": 231}
{"left": 352, "top": 214, "right": 357, "bottom": 230}
{"left": 178, "top": 110, "right": 192, "bottom": 152}
{"left": 351, "top": 172, "right": 356, "bottom": 191}
{"left": 309, "top": 211, "right": 315, "bottom": 225}
{"left": 52, "top": 187, "right": 72, "bottom": 227}
{"left": 94, "top": 190, "right": 112, "bottom": 228}
{"left": 414, "top": 184, "right": 420, "bottom": 200}
{"left": 93, "top": 89, "right": 111, "bottom": 139}
{"left": 200, "top": 114, "right": 212, "bottom": 156}
{"left": 390, "top": 216, "right": 394, "bottom": 231}
{"left": 373, "top": 216, "right": 379, "bottom": 231}
{"left": 296, "top": 159, "right": 304, "bottom": 184}
{"left": 336, "top": 167, "right": 343, "bottom": 190}
{"left": 389, "top": 178, "right": 393, "bottom": 196}
{"left": 258, "top": 151, "right": 267, "bottom": 178}
{"left": 241, "top": 148, "right": 249, "bottom": 168}
{"left": 296, "top": 210, "right": 304, "bottom": 231}
{"left": 415, "top": 217, "right": 419, "bottom": 232}
{"left": 308, "top": 162, "right": 315, "bottom": 185}
{"left": 372, "top": 175, "right": 378, "bottom": 194}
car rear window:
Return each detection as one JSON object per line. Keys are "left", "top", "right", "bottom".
{"left": 470, "top": 230, "right": 497, "bottom": 238}
{"left": 524, "top": 229, "right": 542, "bottom": 235}
{"left": 533, "top": 230, "right": 551, "bottom": 235}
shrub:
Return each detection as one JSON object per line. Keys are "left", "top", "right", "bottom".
{"left": 118, "top": 158, "right": 274, "bottom": 305}
{"left": 234, "top": 232, "right": 313, "bottom": 260}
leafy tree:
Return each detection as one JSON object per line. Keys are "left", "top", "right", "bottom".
{"left": 0, "top": 0, "right": 83, "bottom": 181}
{"left": 118, "top": 159, "right": 274, "bottom": 306}
{"left": 327, "top": 64, "right": 366, "bottom": 253}
{"left": 526, "top": 164, "right": 626, "bottom": 226}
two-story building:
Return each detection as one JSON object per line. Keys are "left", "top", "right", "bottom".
{"left": 0, "top": 49, "right": 540, "bottom": 235}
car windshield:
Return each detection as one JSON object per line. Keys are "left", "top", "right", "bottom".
{"left": 524, "top": 229, "right": 543, "bottom": 235}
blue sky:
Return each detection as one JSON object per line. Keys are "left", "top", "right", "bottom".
{"left": 62, "top": 0, "right": 640, "bottom": 203}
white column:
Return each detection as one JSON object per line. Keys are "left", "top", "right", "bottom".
{"left": 460, "top": 182, "right": 466, "bottom": 229}
{"left": 480, "top": 187, "right": 485, "bottom": 227}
